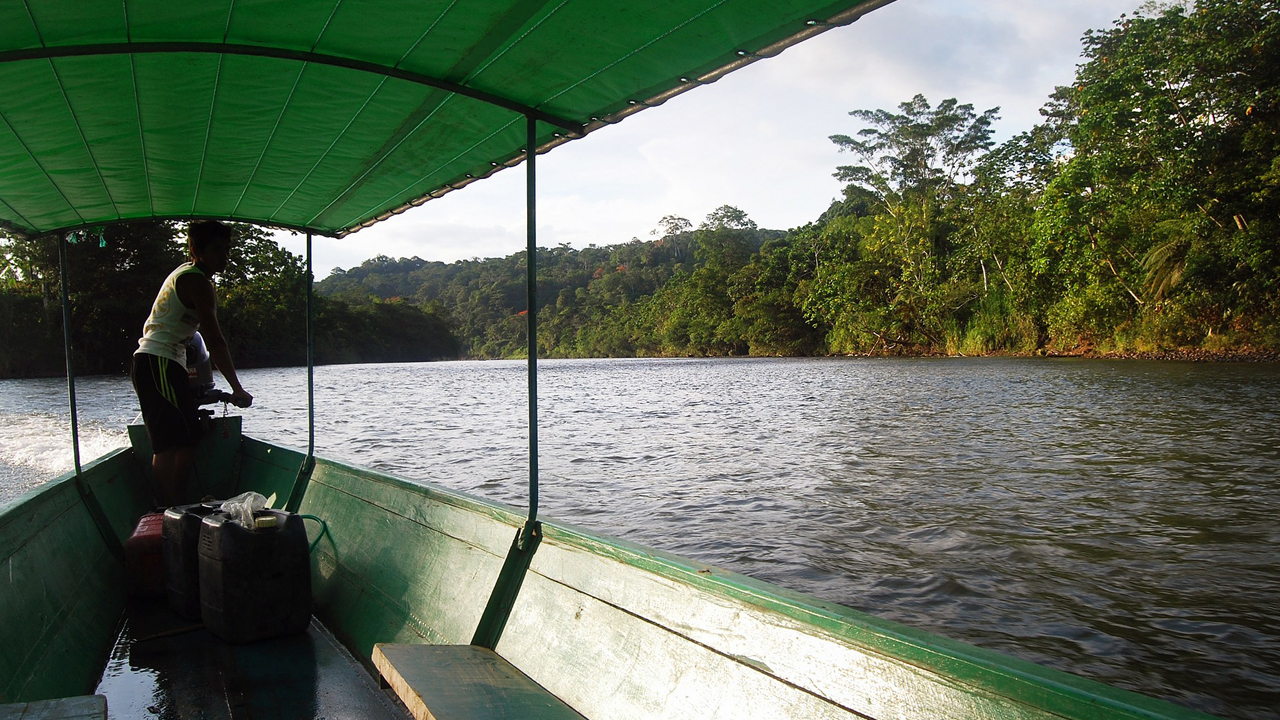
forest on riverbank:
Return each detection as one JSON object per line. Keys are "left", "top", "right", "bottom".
{"left": 321, "top": 0, "right": 1280, "bottom": 361}
{"left": 2, "top": 0, "right": 1277, "bottom": 376}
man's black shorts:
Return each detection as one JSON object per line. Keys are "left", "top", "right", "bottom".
{"left": 131, "top": 353, "right": 202, "bottom": 454}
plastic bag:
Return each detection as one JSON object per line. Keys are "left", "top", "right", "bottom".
{"left": 220, "top": 491, "right": 267, "bottom": 528}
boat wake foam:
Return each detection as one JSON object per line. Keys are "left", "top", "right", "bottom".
{"left": 0, "top": 412, "right": 129, "bottom": 506}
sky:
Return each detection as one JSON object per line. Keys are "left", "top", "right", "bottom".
{"left": 275, "top": 0, "right": 1142, "bottom": 278}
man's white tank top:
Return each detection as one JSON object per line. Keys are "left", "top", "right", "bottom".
{"left": 135, "top": 263, "right": 205, "bottom": 365}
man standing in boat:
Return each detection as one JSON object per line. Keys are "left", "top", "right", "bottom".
{"left": 132, "top": 220, "right": 253, "bottom": 506}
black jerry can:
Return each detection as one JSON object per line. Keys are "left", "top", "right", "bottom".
{"left": 198, "top": 509, "right": 312, "bottom": 644}
{"left": 162, "top": 502, "right": 222, "bottom": 620}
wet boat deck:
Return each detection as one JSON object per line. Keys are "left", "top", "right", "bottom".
{"left": 95, "top": 600, "right": 410, "bottom": 719}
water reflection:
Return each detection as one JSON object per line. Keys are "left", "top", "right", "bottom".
{"left": 96, "top": 605, "right": 402, "bottom": 719}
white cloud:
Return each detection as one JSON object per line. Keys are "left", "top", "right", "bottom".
{"left": 282, "top": 0, "right": 1139, "bottom": 277}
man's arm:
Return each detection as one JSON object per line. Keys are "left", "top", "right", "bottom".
{"left": 179, "top": 274, "right": 253, "bottom": 408}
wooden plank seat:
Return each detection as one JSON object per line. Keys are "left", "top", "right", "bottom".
{"left": 0, "top": 695, "right": 106, "bottom": 720}
{"left": 373, "top": 644, "right": 585, "bottom": 720}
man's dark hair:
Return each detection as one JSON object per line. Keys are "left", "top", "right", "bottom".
{"left": 188, "top": 220, "right": 232, "bottom": 256}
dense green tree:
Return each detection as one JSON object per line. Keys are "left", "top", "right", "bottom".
{"left": 625, "top": 206, "right": 781, "bottom": 355}
{"left": 951, "top": 124, "right": 1068, "bottom": 353}
{"left": 0, "top": 223, "right": 459, "bottom": 377}
{"left": 831, "top": 94, "right": 1000, "bottom": 204}
{"left": 218, "top": 225, "right": 310, "bottom": 367}
{"left": 0, "top": 223, "right": 185, "bottom": 376}
{"left": 821, "top": 95, "right": 1001, "bottom": 351}
{"left": 730, "top": 236, "right": 825, "bottom": 355}
{"left": 1038, "top": 0, "right": 1280, "bottom": 349}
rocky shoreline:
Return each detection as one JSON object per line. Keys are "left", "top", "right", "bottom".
{"left": 1044, "top": 347, "right": 1280, "bottom": 362}
{"left": 842, "top": 345, "right": 1280, "bottom": 362}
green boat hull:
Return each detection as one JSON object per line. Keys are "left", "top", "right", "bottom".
{"left": 0, "top": 420, "right": 1221, "bottom": 719}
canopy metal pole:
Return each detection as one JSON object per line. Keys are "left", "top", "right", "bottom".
{"left": 524, "top": 115, "right": 539, "bottom": 530}
{"left": 56, "top": 233, "right": 82, "bottom": 477}
{"left": 56, "top": 232, "right": 121, "bottom": 558}
{"left": 306, "top": 232, "right": 315, "bottom": 459}
{"left": 471, "top": 117, "right": 544, "bottom": 646}
{"left": 286, "top": 232, "right": 317, "bottom": 513}
{"left": 470, "top": 115, "right": 545, "bottom": 647}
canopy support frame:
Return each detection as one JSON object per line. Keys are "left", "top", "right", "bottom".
{"left": 307, "top": 232, "right": 316, "bottom": 462}
{"left": 56, "top": 233, "right": 82, "bottom": 478}
{"left": 523, "top": 114, "right": 539, "bottom": 540}
{"left": 286, "top": 231, "right": 317, "bottom": 513}
{"left": 470, "top": 113, "right": 542, "bottom": 650}
{"left": 0, "top": 43, "right": 583, "bottom": 133}
{"left": 57, "top": 232, "right": 123, "bottom": 558}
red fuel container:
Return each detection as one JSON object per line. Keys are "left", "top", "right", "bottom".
{"left": 124, "top": 513, "right": 165, "bottom": 598}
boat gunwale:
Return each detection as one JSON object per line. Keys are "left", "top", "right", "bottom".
{"left": 0, "top": 432, "right": 1224, "bottom": 719}
{"left": 531, "top": 524, "right": 1218, "bottom": 720}
{"left": 0, "top": 447, "right": 132, "bottom": 704}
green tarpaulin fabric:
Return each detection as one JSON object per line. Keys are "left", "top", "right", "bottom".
{"left": 0, "top": 0, "right": 890, "bottom": 239}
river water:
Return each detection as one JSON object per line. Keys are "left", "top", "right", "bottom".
{"left": 2, "top": 357, "right": 1278, "bottom": 719}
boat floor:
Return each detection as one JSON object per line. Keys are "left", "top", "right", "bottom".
{"left": 95, "top": 599, "right": 410, "bottom": 720}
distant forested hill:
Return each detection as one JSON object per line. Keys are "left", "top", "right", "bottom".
{"left": 317, "top": 209, "right": 792, "bottom": 357}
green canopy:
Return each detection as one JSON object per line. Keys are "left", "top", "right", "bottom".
{"left": 0, "top": 0, "right": 892, "bottom": 239}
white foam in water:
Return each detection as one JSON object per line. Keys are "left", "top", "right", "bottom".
{"left": 0, "top": 412, "right": 129, "bottom": 506}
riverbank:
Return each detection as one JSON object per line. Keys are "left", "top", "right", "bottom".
{"left": 834, "top": 343, "right": 1280, "bottom": 363}
{"left": 1034, "top": 340, "right": 1280, "bottom": 363}
{"left": 6, "top": 344, "right": 1280, "bottom": 381}
{"left": 1049, "top": 348, "right": 1280, "bottom": 362}
{"left": 847, "top": 339, "right": 1280, "bottom": 363}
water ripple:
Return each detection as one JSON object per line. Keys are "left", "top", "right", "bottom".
{"left": 2, "top": 358, "right": 1279, "bottom": 718}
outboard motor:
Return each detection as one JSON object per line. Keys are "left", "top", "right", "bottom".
{"left": 186, "top": 332, "right": 215, "bottom": 400}
{"left": 184, "top": 332, "right": 232, "bottom": 408}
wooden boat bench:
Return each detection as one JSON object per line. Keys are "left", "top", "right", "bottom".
{"left": 373, "top": 644, "right": 585, "bottom": 720}
{"left": 0, "top": 695, "right": 106, "bottom": 719}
